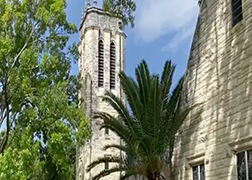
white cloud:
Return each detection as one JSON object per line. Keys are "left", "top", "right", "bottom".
{"left": 133, "top": 0, "right": 199, "bottom": 48}
{"left": 160, "top": 25, "right": 196, "bottom": 52}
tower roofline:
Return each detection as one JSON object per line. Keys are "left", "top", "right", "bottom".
{"left": 79, "top": 7, "right": 123, "bottom": 31}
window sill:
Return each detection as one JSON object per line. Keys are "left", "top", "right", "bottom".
{"left": 231, "top": 20, "right": 244, "bottom": 34}
{"left": 105, "top": 135, "right": 110, "bottom": 140}
{"left": 97, "top": 88, "right": 105, "bottom": 96}
{"left": 110, "top": 89, "right": 117, "bottom": 94}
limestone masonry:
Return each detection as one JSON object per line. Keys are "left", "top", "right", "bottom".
{"left": 173, "top": 0, "right": 252, "bottom": 179}
{"left": 77, "top": 0, "right": 252, "bottom": 179}
{"left": 77, "top": 2, "right": 126, "bottom": 180}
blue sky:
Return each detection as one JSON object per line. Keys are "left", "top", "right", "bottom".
{"left": 66, "top": 0, "right": 200, "bottom": 87}
{"left": 0, "top": 0, "right": 199, "bottom": 131}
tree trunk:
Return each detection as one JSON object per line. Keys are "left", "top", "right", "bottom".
{"left": 147, "top": 172, "right": 158, "bottom": 180}
{"left": 169, "top": 141, "right": 175, "bottom": 180}
{"left": 0, "top": 79, "right": 10, "bottom": 155}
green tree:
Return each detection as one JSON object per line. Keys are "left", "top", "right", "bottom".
{"left": 0, "top": 0, "right": 90, "bottom": 179}
{"left": 87, "top": 60, "right": 197, "bottom": 180}
{"left": 102, "top": 0, "right": 136, "bottom": 28}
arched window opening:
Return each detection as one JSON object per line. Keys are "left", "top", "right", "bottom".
{"left": 98, "top": 40, "right": 104, "bottom": 87}
{"left": 110, "top": 42, "right": 116, "bottom": 89}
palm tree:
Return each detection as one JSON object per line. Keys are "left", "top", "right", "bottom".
{"left": 86, "top": 60, "right": 197, "bottom": 180}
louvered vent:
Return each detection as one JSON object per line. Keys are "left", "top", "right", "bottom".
{"left": 98, "top": 40, "right": 104, "bottom": 87}
{"left": 110, "top": 43, "right": 116, "bottom": 89}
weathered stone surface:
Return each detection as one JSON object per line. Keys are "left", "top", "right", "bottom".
{"left": 173, "top": 0, "right": 252, "bottom": 179}
{"left": 77, "top": 6, "right": 126, "bottom": 180}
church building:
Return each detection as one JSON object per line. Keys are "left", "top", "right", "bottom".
{"left": 76, "top": 0, "right": 126, "bottom": 180}
{"left": 173, "top": 0, "right": 252, "bottom": 179}
{"left": 77, "top": 0, "right": 252, "bottom": 179}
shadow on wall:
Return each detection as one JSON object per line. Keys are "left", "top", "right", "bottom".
{"left": 172, "top": 1, "right": 215, "bottom": 179}
{"left": 209, "top": 0, "right": 252, "bottom": 179}
{"left": 174, "top": 0, "right": 252, "bottom": 179}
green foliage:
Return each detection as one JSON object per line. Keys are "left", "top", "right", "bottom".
{"left": 87, "top": 60, "right": 198, "bottom": 180}
{"left": 0, "top": 0, "right": 91, "bottom": 179}
{"left": 102, "top": 0, "right": 136, "bottom": 28}
{"left": 0, "top": 127, "right": 44, "bottom": 180}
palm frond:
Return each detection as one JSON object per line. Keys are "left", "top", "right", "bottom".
{"left": 166, "top": 75, "right": 184, "bottom": 115}
{"left": 102, "top": 144, "right": 129, "bottom": 152}
{"left": 91, "top": 165, "right": 127, "bottom": 180}
{"left": 86, "top": 156, "right": 125, "bottom": 172}
{"left": 119, "top": 72, "right": 144, "bottom": 121}
{"left": 102, "top": 143, "right": 138, "bottom": 160}
{"left": 156, "top": 76, "right": 185, "bottom": 149}
{"left": 173, "top": 103, "right": 201, "bottom": 133}
{"left": 101, "top": 91, "right": 143, "bottom": 138}
{"left": 94, "top": 112, "right": 135, "bottom": 144}
{"left": 134, "top": 60, "right": 152, "bottom": 141}
{"left": 160, "top": 60, "right": 175, "bottom": 103}
{"left": 144, "top": 75, "right": 161, "bottom": 152}
{"left": 135, "top": 60, "right": 150, "bottom": 108}
{"left": 87, "top": 59, "right": 193, "bottom": 180}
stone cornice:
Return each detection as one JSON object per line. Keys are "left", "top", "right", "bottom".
{"left": 84, "top": 26, "right": 100, "bottom": 32}
{"left": 80, "top": 27, "right": 127, "bottom": 40}
{"left": 229, "top": 136, "right": 252, "bottom": 147}
{"left": 80, "top": 26, "right": 101, "bottom": 41}
{"left": 115, "top": 31, "right": 127, "bottom": 39}
{"left": 79, "top": 7, "right": 122, "bottom": 31}
{"left": 186, "top": 152, "right": 205, "bottom": 165}
{"left": 103, "top": 28, "right": 111, "bottom": 33}
{"left": 229, "top": 135, "right": 252, "bottom": 153}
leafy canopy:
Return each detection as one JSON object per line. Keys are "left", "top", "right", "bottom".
{"left": 0, "top": 0, "right": 90, "bottom": 179}
{"left": 87, "top": 60, "right": 197, "bottom": 180}
{"left": 102, "top": 0, "right": 136, "bottom": 28}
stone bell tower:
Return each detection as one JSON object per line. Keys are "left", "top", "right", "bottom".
{"left": 76, "top": 0, "right": 126, "bottom": 180}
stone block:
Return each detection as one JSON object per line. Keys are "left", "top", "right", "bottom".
{"left": 174, "top": 0, "right": 252, "bottom": 179}
{"left": 77, "top": 7, "right": 125, "bottom": 180}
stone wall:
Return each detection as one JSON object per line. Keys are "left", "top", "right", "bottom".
{"left": 173, "top": 0, "right": 252, "bottom": 179}
{"left": 77, "top": 6, "right": 126, "bottom": 180}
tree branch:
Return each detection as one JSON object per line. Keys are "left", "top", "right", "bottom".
{"left": 0, "top": 133, "right": 7, "bottom": 154}
{"left": 0, "top": 77, "right": 10, "bottom": 154}
{"left": 8, "top": 24, "right": 36, "bottom": 77}
{"left": 10, "top": 112, "right": 18, "bottom": 128}
{"left": 0, "top": 107, "right": 7, "bottom": 128}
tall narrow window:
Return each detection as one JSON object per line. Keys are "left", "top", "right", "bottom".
{"left": 232, "top": 0, "right": 243, "bottom": 27}
{"left": 192, "top": 166, "right": 198, "bottom": 180}
{"left": 105, "top": 127, "right": 109, "bottom": 135}
{"left": 236, "top": 149, "right": 252, "bottom": 180}
{"left": 110, "top": 42, "right": 116, "bottom": 89}
{"left": 104, "top": 155, "right": 111, "bottom": 170}
{"left": 237, "top": 151, "right": 246, "bottom": 180}
{"left": 98, "top": 40, "right": 104, "bottom": 87}
{"left": 192, "top": 163, "right": 205, "bottom": 180}
{"left": 105, "top": 160, "right": 109, "bottom": 170}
